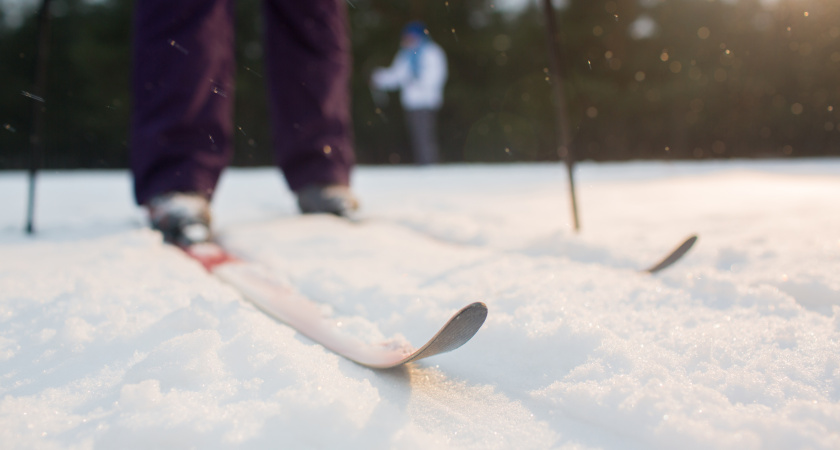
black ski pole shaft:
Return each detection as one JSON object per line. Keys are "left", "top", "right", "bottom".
{"left": 26, "top": 0, "right": 52, "bottom": 234}
{"left": 541, "top": 0, "right": 580, "bottom": 232}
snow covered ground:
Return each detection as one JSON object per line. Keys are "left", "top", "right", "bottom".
{"left": 1, "top": 159, "right": 839, "bottom": 449}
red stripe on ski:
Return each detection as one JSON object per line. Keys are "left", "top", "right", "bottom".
{"left": 182, "top": 242, "right": 239, "bottom": 271}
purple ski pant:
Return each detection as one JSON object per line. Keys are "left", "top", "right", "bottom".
{"left": 130, "top": 0, "right": 355, "bottom": 205}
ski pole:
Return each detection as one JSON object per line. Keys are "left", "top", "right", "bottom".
{"left": 541, "top": 0, "right": 580, "bottom": 232}
{"left": 25, "top": 0, "right": 52, "bottom": 235}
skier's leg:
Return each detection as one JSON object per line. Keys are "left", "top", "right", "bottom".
{"left": 261, "top": 0, "right": 356, "bottom": 194}
{"left": 130, "top": 0, "right": 236, "bottom": 205}
{"left": 406, "top": 109, "right": 440, "bottom": 165}
{"left": 425, "top": 109, "right": 441, "bottom": 164}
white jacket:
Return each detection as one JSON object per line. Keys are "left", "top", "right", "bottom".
{"left": 372, "top": 41, "right": 448, "bottom": 110}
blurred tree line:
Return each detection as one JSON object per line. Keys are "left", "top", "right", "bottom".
{"left": 1, "top": 0, "right": 839, "bottom": 169}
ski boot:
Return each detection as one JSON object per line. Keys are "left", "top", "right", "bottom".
{"left": 146, "top": 192, "right": 212, "bottom": 247}
{"left": 296, "top": 184, "right": 359, "bottom": 218}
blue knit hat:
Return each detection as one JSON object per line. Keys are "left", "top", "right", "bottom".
{"left": 402, "top": 21, "right": 427, "bottom": 39}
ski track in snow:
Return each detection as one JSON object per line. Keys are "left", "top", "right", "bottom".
{"left": 1, "top": 160, "right": 839, "bottom": 449}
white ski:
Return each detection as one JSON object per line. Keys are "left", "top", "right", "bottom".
{"left": 209, "top": 259, "right": 486, "bottom": 369}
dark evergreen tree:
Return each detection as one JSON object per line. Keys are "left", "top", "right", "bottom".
{"left": 1, "top": 0, "right": 838, "bottom": 169}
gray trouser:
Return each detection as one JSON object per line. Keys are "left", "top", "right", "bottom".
{"left": 405, "top": 108, "right": 440, "bottom": 165}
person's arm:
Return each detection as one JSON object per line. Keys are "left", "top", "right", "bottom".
{"left": 371, "top": 52, "right": 410, "bottom": 91}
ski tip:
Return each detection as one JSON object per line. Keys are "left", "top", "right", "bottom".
{"left": 644, "top": 234, "right": 699, "bottom": 274}
{"left": 464, "top": 301, "right": 488, "bottom": 311}
{"left": 447, "top": 301, "right": 488, "bottom": 341}
{"left": 363, "top": 302, "right": 488, "bottom": 370}
{"left": 458, "top": 302, "right": 488, "bottom": 324}
{"left": 681, "top": 234, "right": 699, "bottom": 252}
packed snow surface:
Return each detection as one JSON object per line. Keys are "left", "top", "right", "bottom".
{"left": 1, "top": 160, "right": 839, "bottom": 449}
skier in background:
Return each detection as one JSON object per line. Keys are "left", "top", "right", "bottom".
{"left": 131, "top": 0, "right": 358, "bottom": 247}
{"left": 371, "top": 21, "right": 448, "bottom": 165}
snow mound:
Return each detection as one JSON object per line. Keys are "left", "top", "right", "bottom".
{"left": 1, "top": 160, "right": 839, "bottom": 449}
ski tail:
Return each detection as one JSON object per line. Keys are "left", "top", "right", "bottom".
{"left": 643, "top": 234, "right": 698, "bottom": 274}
